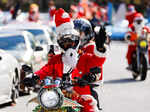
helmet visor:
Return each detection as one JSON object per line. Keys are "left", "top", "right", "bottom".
{"left": 135, "top": 19, "right": 143, "bottom": 25}
{"left": 57, "top": 35, "right": 79, "bottom": 51}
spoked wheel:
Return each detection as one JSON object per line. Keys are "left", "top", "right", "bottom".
{"left": 140, "top": 55, "right": 147, "bottom": 81}
{"left": 11, "top": 74, "right": 19, "bottom": 104}
{"left": 131, "top": 52, "right": 138, "bottom": 80}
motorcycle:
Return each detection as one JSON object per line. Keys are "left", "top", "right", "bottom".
{"left": 22, "top": 65, "right": 83, "bottom": 112}
{"left": 129, "top": 32, "right": 149, "bottom": 81}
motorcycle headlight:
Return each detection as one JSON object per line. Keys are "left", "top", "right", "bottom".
{"left": 38, "top": 88, "right": 64, "bottom": 110}
{"left": 139, "top": 40, "right": 147, "bottom": 48}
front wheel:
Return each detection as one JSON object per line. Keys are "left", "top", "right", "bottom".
{"left": 140, "top": 55, "right": 147, "bottom": 81}
{"left": 131, "top": 52, "right": 138, "bottom": 80}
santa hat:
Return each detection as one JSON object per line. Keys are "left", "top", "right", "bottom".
{"left": 134, "top": 13, "right": 144, "bottom": 21}
{"left": 54, "top": 8, "right": 79, "bottom": 36}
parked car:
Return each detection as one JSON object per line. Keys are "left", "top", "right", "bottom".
{"left": 0, "top": 49, "right": 20, "bottom": 104}
{"left": 0, "top": 30, "right": 46, "bottom": 70}
{"left": 2, "top": 22, "right": 57, "bottom": 59}
{"left": 0, "top": 30, "right": 46, "bottom": 93}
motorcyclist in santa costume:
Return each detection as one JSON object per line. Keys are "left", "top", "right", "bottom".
{"left": 125, "top": 4, "right": 138, "bottom": 28}
{"left": 73, "top": 18, "right": 109, "bottom": 81}
{"left": 73, "top": 18, "right": 109, "bottom": 110}
{"left": 125, "top": 13, "right": 150, "bottom": 69}
{"left": 24, "top": 8, "right": 100, "bottom": 112}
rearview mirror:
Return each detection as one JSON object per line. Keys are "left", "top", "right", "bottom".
{"left": 22, "top": 65, "right": 33, "bottom": 73}
{"left": 35, "top": 46, "right": 43, "bottom": 51}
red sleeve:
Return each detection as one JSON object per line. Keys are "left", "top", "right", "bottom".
{"left": 126, "top": 12, "right": 138, "bottom": 26}
{"left": 71, "top": 68, "right": 81, "bottom": 79}
{"left": 82, "top": 44, "right": 94, "bottom": 54}
{"left": 50, "top": 9, "right": 56, "bottom": 17}
{"left": 35, "top": 59, "right": 54, "bottom": 80}
{"left": 72, "top": 67, "right": 91, "bottom": 95}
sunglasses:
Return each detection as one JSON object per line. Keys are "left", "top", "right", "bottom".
{"left": 135, "top": 19, "right": 143, "bottom": 24}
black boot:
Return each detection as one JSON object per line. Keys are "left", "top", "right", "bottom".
{"left": 90, "top": 86, "right": 103, "bottom": 111}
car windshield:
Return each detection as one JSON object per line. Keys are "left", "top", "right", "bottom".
{"left": 27, "top": 29, "right": 49, "bottom": 45}
{"left": 47, "top": 28, "right": 57, "bottom": 43}
{"left": 36, "top": 34, "right": 48, "bottom": 45}
{"left": 0, "top": 35, "right": 26, "bottom": 51}
{"left": 27, "top": 29, "right": 44, "bottom": 36}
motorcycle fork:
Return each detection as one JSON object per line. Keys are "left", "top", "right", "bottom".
{"left": 145, "top": 51, "right": 150, "bottom": 67}
{"left": 136, "top": 48, "right": 140, "bottom": 71}
{"left": 136, "top": 48, "right": 149, "bottom": 71}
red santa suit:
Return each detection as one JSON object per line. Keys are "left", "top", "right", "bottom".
{"left": 126, "top": 11, "right": 138, "bottom": 27}
{"left": 77, "top": 41, "right": 107, "bottom": 111}
{"left": 35, "top": 54, "right": 98, "bottom": 112}
{"left": 35, "top": 8, "right": 99, "bottom": 112}
{"left": 125, "top": 5, "right": 138, "bottom": 28}
{"left": 126, "top": 25, "right": 150, "bottom": 65}
{"left": 79, "top": 41, "right": 106, "bottom": 81}
{"left": 35, "top": 54, "right": 91, "bottom": 95}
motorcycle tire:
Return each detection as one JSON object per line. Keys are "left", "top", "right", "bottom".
{"left": 131, "top": 53, "right": 138, "bottom": 80}
{"left": 140, "top": 55, "right": 147, "bottom": 81}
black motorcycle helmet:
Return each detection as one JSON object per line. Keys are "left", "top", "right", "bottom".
{"left": 57, "top": 34, "right": 80, "bottom": 51}
{"left": 73, "top": 18, "right": 94, "bottom": 47}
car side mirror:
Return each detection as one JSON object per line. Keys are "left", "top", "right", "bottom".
{"left": 35, "top": 46, "right": 43, "bottom": 51}
{"left": 22, "top": 65, "right": 33, "bottom": 73}
{"left": 0, "top": 56, "right": 2, "bottom": 61}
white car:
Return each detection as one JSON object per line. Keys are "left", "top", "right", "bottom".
{"left": 0, "top": 49, "right": 20, "bottom": 104}
{"left": 2, "top": 22, "right": 57, "bottom": 57}
{"left": 0, "top": 30, "right": 45, "bottom": 72}
{"left": 0, "top": 30, "right": 47, "bottom": 93}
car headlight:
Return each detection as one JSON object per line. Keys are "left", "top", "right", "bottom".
{"left": 38, "top": 88, "right": 64, "bottom": 110}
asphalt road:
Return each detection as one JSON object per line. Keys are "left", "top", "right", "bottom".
{"left": 0, "top": 41, "right": 150, "bottom": 112}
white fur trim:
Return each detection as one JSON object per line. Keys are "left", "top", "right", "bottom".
{"left": 63, "top": 64, "right": 72, "bottom": 74}
{"left": 62, "top": 12, "right": 70, "bottom": 18}
{"left": 56, "top": 21, "right": 74, "bottom": 35}
{"left": 94, "top": 44, "right": 107, "bottom": 57}
{"left": 134, "top": 17, "right": 143, "bottom": 21}
{"left": 62, "top": 48, "right": 79, "bottom": 68}
{"left": 81, "top": 95, "right": 99, "bottom": 112}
